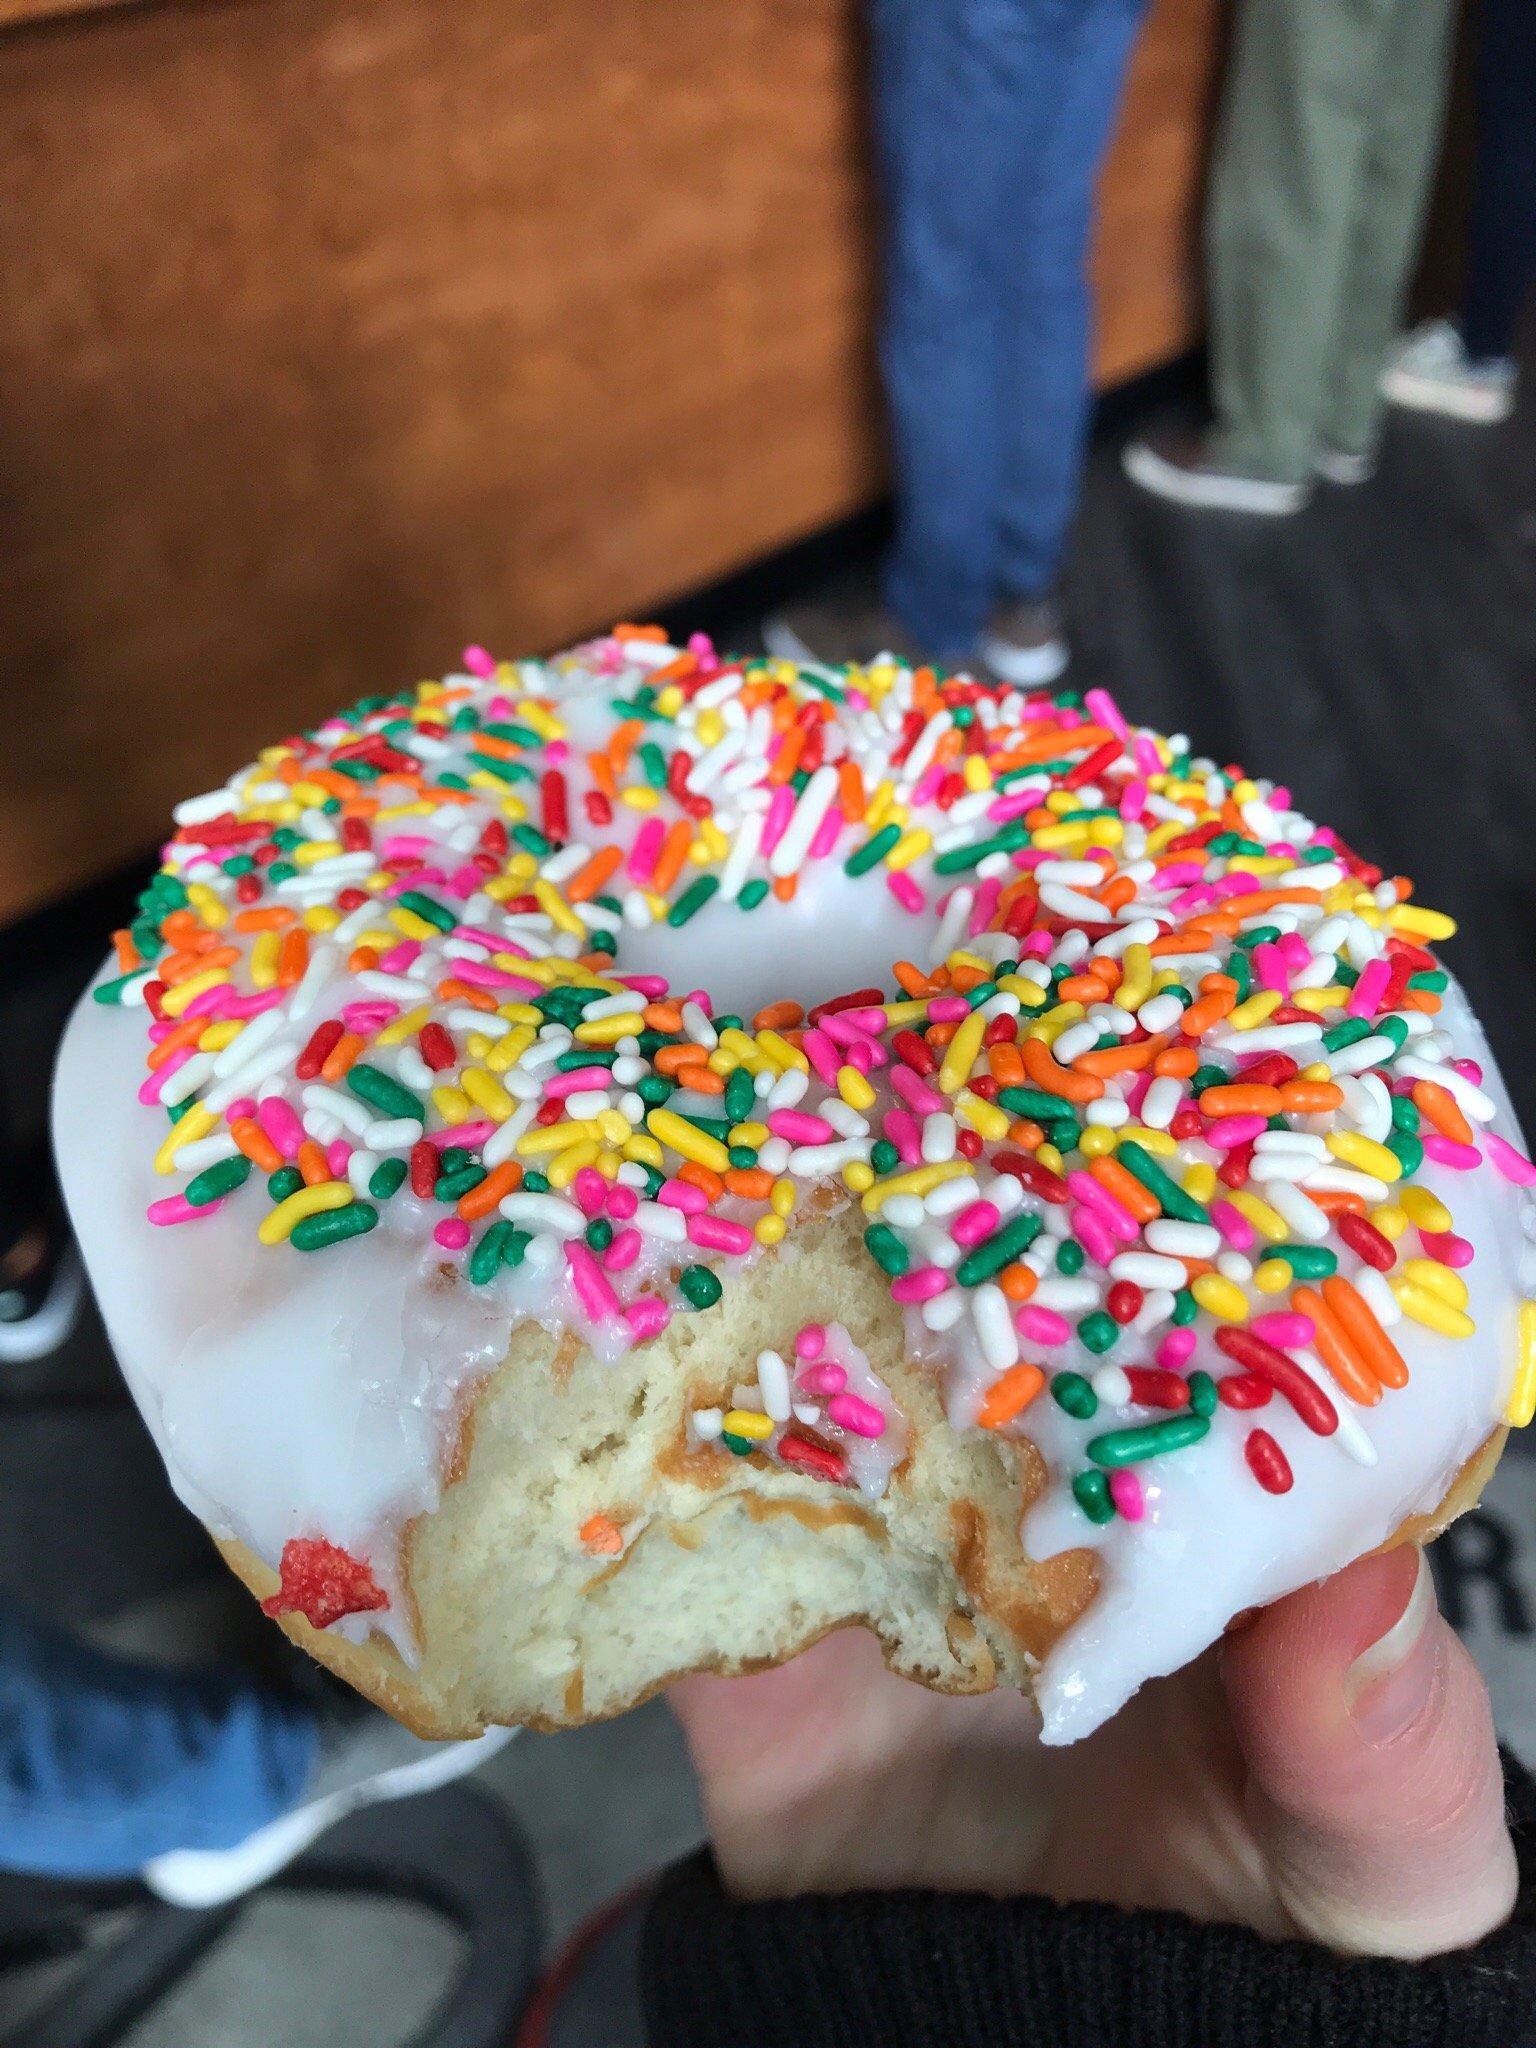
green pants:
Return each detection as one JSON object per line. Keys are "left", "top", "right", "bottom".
{"left": 1208, "top": 0, "right": 1458, "bottom": 482}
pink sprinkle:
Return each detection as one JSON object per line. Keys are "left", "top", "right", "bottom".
{"left": 798, "top": 1362, "right": 846, "bottom": 1397}
{"left": 1486, "top": 1132, "right": 1536, "bottom": 1187}
{"left": 376, "top": 941, "right": 421, "bottom": 976}
{"left": 1451, "top": 1057, "right": 1485, "bottom": 1085}
{"left": 326, "top": 1139, "right": 351, "bottom": 1178}
{"left": 802, "top": 1029, "right": 841, "bottom": 1085}
{"left": 628, "top": 817, "right": 666, "bottom": 884}
{"left": 891, "top": 1267, "right": 950, "bottom": 1303}
{"left": 626, "top": 1297, "right": 671, "bottom": 1342}
{"left": 147, "top": 1193, "right": 223, "bottom": 1225}
{"left": 567, "top": 1240, "right": 620, "bottom": 1321}
{"left": 1418, "top": 1229, "right": 1474, "bottom": 1268}
{"left": 343, "top": 1002, "right": 397, "bottom": 1033}
{"left": 1252, "top": 943, "right": 1290, "bottom": 993}
{"left": 795, "top": 1324, "right": 827, "bottom": 1360}
{"left": 887, "top": 870, "right": 927, "bottom": 914}
{"left": 434, "top": 1218, "right": 471, "bottom": 1250}
{"left": 1120, "top": 778, "right": 1148, "bottom": 823}
{"left": 891, "top": 1066, "right": 946, "bottom": 1118}
{"left": 1015, "top": 1306, "right": 1071, "bottom": 1347}
{"left": 1251, "top": 1311, "right": 1315, "bottom": 1349}
{"left": 603, "top": 1228, "right": 642, "bottom": 1272}
{"left": 658, "top": 1178, "right": 707, "bottom": 1214}
{"left": 1422, "top": 1134, "right": 1481, "bottom": 1171}
{"left": 687, "top": 1214, "right": 753, "bottom": 1255}
{"left": 1108, "top": 1468, "right": 1145, "bottom": 1521}
{"left": 968, "top": 878, "right": 1002, "bottom": 938}
{"left": 572, "top": 1168, "right": 608, "bottom": 1216}
{"left": 1210, "top": 1200, "right": 1256, "bottom": 1252}
{"left": 1066, "top": 1171, "right": 1138, "bottom": 1240}
{"left": 883, "top": 1109, "right": 923, "bottom": 1166}
{"left": 1206, "top": 1113, "right": 1268, "bottom": 1150}
{"left": 462, "top": 643, "right": 497, "bottom": 677}
{"left": 1156, "top": 1328, "right": 1196, "bottom": 1370}
{"left": 926, "top": 996, "right": 970, "bottom": 1024}
{"left": 607, "top": 1185, "right": 639, "bottom": 1221}
{"left": 1084, "top": 686, "right": 1128, "bottom": 743}
{"left": 809, "top": 807, "right": 844, "bottom": 860}
{"left": 828, "top": 1393, "right": 886, "bottom": 1439}
{"left": 1073, "top": 1205, "right": 1119, "bottom": 1269}
{"left": 768, "top": 1109, "right": 835, "bottom": 1146}
{"left": 427, "top": 1120, "right": 495, "bottom": 1151}
{"left": 760, "top": 784, "right": 797, "bottom": 858}
{"left": 546, "top": 1067, "right": 615, "bottom": 1100}
{"left": 258, "top": 1096, "right": 304, "bottom": 1160}
{"left": 138, "top": 1049, "right": 190, "bottom": 1105}
{"left": 951, "top": 1199, "right": 1001, "bottom": 1247}
{"left": 1347, "top": 957, "right": 1391, "bottom": 1018}
{"left": 452, "top": 959, "right": 539, "bottom": 991}
{"left": 225, "top": 1096, "right": 257, "bottom": 1123}
{"left": 820, "top": 1010, "right": 874, "bottom": 1048}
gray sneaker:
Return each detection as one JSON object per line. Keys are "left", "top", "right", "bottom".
{"left": 1123, "top": 428, "right": 1309, "bottom": 515}
{"left": 762, "top": 596, "right": 972, "bottom": 672}
{"left": 977, "top": 594, "right": 1069, "bottom": 686}
{"left": 1382, "top": 321, "right": 1517, "bottom": 425}
{"left": 141, "top": 1700, "right": 512, "bottom": 1908}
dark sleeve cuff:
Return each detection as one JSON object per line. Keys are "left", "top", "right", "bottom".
{"left": 641, "top": 1751, "right": 1536, "bottom": 2048}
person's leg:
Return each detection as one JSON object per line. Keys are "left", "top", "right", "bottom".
{"left": 1463, "top": 0, "right": 1536, "bottom": 366}
{"left": 0, "top": 1606, "right": 316, "bottom": 1878}
{"left": 1206, "top": 0, "right": 1397, "bottom": 484}
{"left": 1316, "top": 0, "right": 1460, "bottom": 459}
{"left": 875, "top": 0, "right": 1064, "bottom": 656}
{"left": 995, "top": 0, "right": 1148, "bottom": 604}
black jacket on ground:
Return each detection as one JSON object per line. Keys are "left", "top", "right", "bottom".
{"left": 641, "top": 1752, "right": 1536, "bottom": 2048}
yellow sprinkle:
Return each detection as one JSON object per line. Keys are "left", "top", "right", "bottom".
{"left": 431, "top": 1085, "right": 473, "bottom": 1125}
{"left": 460, "top": 1068, "right": 515, "bottom": 1121}
{"left": 185, "top": 882, "right": 227, "bottom": 928}
{"left": 515, "top": 700, "right": 564, "bottom": 741}
{"left": 1393, "top": 1280, "right": 1475, "bottom": 1338}
{"left": 1226, "top": 1188, "right": 1289, "bottom": 1243}
{"left": 1391, "top": 903, "right": 1456, "bottom": 941}
{"left": 1292, "top": 987, "right": 1350, "bottom": 1014}
{"left": 837, "top": 1066, "right": 876, "bottom": 1113}
{"left": 1114, "top": 943, "right": 1153, "bottom": 1013}
{"left": 755, "top": 1031, "right": 809, "bottom": 1076}
{"left": 1119, "top": 1126, "right": 1176, "bottom": 1157}
{"left": 153, "top": 1105, "right": 217, "bottom": 1174}
{"left": 646, "top": 1110, "right": 731, "bottom": 1173}
{"left": 955, "top": 1091, "right": 1009, "bottom": 1142}
{"left": 938, "top": 1012, "right": 987, "bottom": 1095}
{"left": 842, "top": 1161, "right": 875, "bottom": 1193}
{"left": 1401, "top": 1258, "right": 1469, "bottom": 1309}
{"left": 595, "top": 1109, "right": 633, "bottom": 1147}
{"left": 962, "top": 756, "right": 993, "bottom": 792}
{"left": 534, "top": 880, "right": 586, "bottom": 938}
{"left": 196, "top": 1020, "right": 242, "bottom": 1053}
{"left": 886, "top": 829, "right": 933, "bottom": 872}
{"left": 1028, "top": 1002, "right": 1085, "bottom": 1046}
{"left": 258, "top": 1181, "right": 352, "bottom": 1246}
{"left": 1080, "top": 1125, "right": 1116, "bottom": 1158}
{"left": 1192, "top": 1273, "right": 1249, "bottom": 1323}
{"left": 1508, "top": 1303, "right": 1536, "bottom": 1427}
{"left": 1371, "top": 1203, "right": 1409, "bottom": 1240}
{"left": 1227, "top": 990, "right": 1282, "bottom": 1030}
{"left": 160, "top": 968, "right": 230, "bottom": 1016}
{"left": 884, "top": 998, "right": 934, "bottom": 1026}
{"left": 755, "top": 1213, "right": 787, "bottom": 1247}
{"left": 519, "top": 1118, "right": 602, "bottom": 1157}
{"left": 487, "top": 1024, "right": 537, "bottom": 1073}
{"left": 654, "top": 685, "right": 684, "bottom": 718}
{"left": 574, "top": 1013, "right": 645, "bottom": 1046}
{"left": 548, "top": 1139, "right": 601, "bottom": 1189}
{"left": 997, "top": 975, "right": 1049, "bottom": 1009}
{"left": 695, "top": 708, "right": 725, "bottom": 748}
{"left": 622, "top": 1134, "right": 665, "bottom": 1170}
{"left": 697, "top": 818, "right": 729, "bottom": 862}
{"left": 1036, "top": 1142, "right": 1064, "bottom": 1176}
{"left": 1326, "top": 1131, "right": 1402, "bottom": 1182}
{"left": 861, "top": 1159, "right": 970, "bottom": 1214}
{"left": 770, "top": 1179, "right": 797, "bottom": 1218}
{"left": 387, "top": 907, "right": 439, "bottom": 944}
{"left": 1255, "top": 1258, "right": 1291, "bottom": 1294}
{"left": 305, "top": 906, "right": 340, "bottom": 933}
{"left": 1399, "top": 1185, "right": 1453, "bottom": 1234}
{"left": 1182, "top": 1162, "right": 1218, "bottom": 1204}
{"left": 731, "top": 1121, "right": 769, "bottom": 1148}
{"left": 718, "top": 1028, "right": 771, "bottom": 1072}
{"left": 1030, "top": 822, "right": 1093, "bottom": 852}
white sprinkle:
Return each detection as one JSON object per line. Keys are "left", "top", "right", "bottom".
{"left": 1145, "top": 1219, "right": 1221, "bottom": 1258}
{"left": 1294, "top": 1350, "right": 1378, "bottom": 1464}
{"left": 973, "top": 1284, "right": 1018, "bottom": 1372}
{"left": 498, "top": 1192, "right": 585, "bottom": 1238}
{"left": 1108, "top": 1252, "right": 1187, "bottom": 1290}
{"left": 209, "top": 1006, "right": 288, "bottom": 1080}
{"left": 1261, "top": 1178, "right": 1331, "bottom": 1242}
{"left": 299, "top": 1084, "right": 373, "bottom": 1137}
{"left": 769, "top": 765, "right": 840, "bottom": 878}
{"left": 757, "top": 1349, "right": 792, "bottom": 1422}
{"left": 1092, "top": 1365, "right": 1133, "bottom": 1407}
{"left": 203, "top": 1042, "right": 299, "bottom": 1113}
{"left": 1140, "top": 1076, "right": 1183, "bottom": 1130}
{"left": 921, "top": 1114, "right": 957, "bottom": 1163}
{"left": 922, "top": 1291, "right": 966, "bottom": 1334}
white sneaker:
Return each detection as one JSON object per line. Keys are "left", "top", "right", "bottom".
{"left": 977, "top": 596, "right": 1069, "bottom": 687}
{"left": 1123, "top": 433, "right": 1308, "bottom": 515}
{"left": 142, "top": 1720, "right": 513, "bottom": 1909}
{"left": 1382, "top": 321, "right": 1517, "bottom": 424}
{"left": 1314, "top": 446, "right": 1375, "bottom": 486}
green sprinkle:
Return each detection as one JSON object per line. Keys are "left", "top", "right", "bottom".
{"left": 1322, "top": 1016, "right": 1372, "bottom": 1053}
{"left": 522, "top": 1171, "right": 551, "bottom": 1195}
{"left": 864, "top": 1223, "right": 910, "bottom": 1277}
{"left": 469, "top": 1222, "right": 514, "bottom": 1284}
{"left": 1387, "top": 1129, "right": 1425, "bottom": 1177}
{"left": 721, "top": 1432, "right": 754, "bottom": 1458}
{"left": 955, "top": 1211, "right": 1042, "bottom": 1286}
{"left": 369, "top": 1157, "right": 408, "bottom": 1200}
{"left": 845, "top": 823, "right": 902, "bottom": 877}
{"left": 291, "top": 1201, "right": 379, "bottom": 1251}
{"left": 1077, "top": 1311, "right": 1119, "bottom": 1355}
{"left": 1087, "top": 1414, "right": 1210, "bottom": 1467}
{"left": 1072, "top": 1470, "right": 1116, "bottom": 1523}
{"left": 397, "top": 891, "right": 456, "bottom": 933}
{"left": 997, "top": 1086, "right": 1067, "bottom": 1121}
{"left": 346, "top": 1064, "right": 425, "bottom": 1122}
{"left": 1116, "top": 1141, "right": 1209, "bottom": 1225}
{"left": 1055, "top": 1238, "right": 1085, "bottom": 1275}
{"left": 93, "top": 970, "right": 151, "bottom": 1005}
{"left": 637, "top": 742, "right": 669, "bottom": 789}
{"left": 1052, "top": 1373, "right": 1098, "bottom": 1420}
{"left": 268, "top": 1167, "right": 304, "bottom": 1202}
{"left": 725, "top": 1069, "right": 756, "bottom": 1122}
{"left": 1270, "top": 1243, "right": 1337, "bottom": 1278}
{"left": 1378, "top": 1014, "right": 1409, "bottom": 1052}
{"left": 1187, "top": 1370, "right": 1218, "bottom": 1418}
{"left": 184, "top": 1156, "right": 253, "bottom": 1207}
{"left": 435, "top": 1164, "right": 485, "bottom": 1202}
{"left": 870, "top": 1139, "right": 901, "bottom": 1176}
{"left": 668, "top": 876, "right": 720, "bottom": 927}
{"left": 501, "top": 1229, "right": 532, "bottom": 1270}
{"left": 585, "top": 1217, "right": 614, "bottom": 1253}
{"left": 738, "top": 879, "right": 770, "bottom": 911}
{"left": 637, "top": 1075, "right": 675, "bottom": 1107}
{"left": 1172, "top": 1288, "right": 1199, "bottom": 1326}
{"left": 1390, "top": 1094, "right": 1420, "bottom": 1133}
{"left": 932, "top": 824, "right": 1029, "bottom": 875}
{"left": 680, "top": 1265, "right": 722, "bottom": 1310}
{"left": 1408, "top": 970, "right": 1448, "bottom": 992}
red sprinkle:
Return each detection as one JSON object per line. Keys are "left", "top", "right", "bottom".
{"left": 296, "top": 1018, "right": 343, "bottom": 1081}
{"left": 1217, "top": 1372, "right": 1274, "bottom": 1409}
{"left": 1124, "top": 1366, "right": 1188, "bottom": 1408}
{"left": 778, "top": 1434, "right": 850, "bottom": 1486}
{"left": 419, "top": 1022, "right": 457, "bottom": 1071}
{"left": 1107, "top": 1281, "right": 1144, "bottom": 1325}
{"left": 892, "top": 1030, "right": 937, "bottom": 1077}
{"left": 1214, "top": 1327, "right": 1338, "bottom": 1436}
{"left": 1245, "top": 1429, "right": 1294, "bottom": 1494}
{"left": 410, "top": 1140, "right": 438, "bottom": 1198}
{"left": 260, "top": 1537, "right": 388, "bottom": 1630}
{"left": 1337, "top": 1211, "right": 1396, "bottom": 1272}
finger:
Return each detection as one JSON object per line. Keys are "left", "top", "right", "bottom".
{"left": 1221, "top": 1543, "right": 1516, "bottom": 1957}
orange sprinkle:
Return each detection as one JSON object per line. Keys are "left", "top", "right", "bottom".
{"left": 1152, "top": 1046, "right": 1200, "bottom": 1078}
{"left": 1411, "top": 1079, "right": 1474, "bottom": 1146}
{"left": 643, "top": 1002, "right": 686, "bottom": 1034}
{"left": 296, "top": 1140, "right": 331, "bottom": 1187}
{"left": 976, "top": 1362, "right": 1045, "bottom": 1430}
{"left": 347, "top": 946, "right": 381, "bottom": 973}
{"left": 752, "top": 1000, "right": 805, "bottom": 1032}
{"left": 233, "top": 907, "right": 297, "bottom": 933}
{"left": 650, "top": 820, "right": 694, "bottom": 895}
{"left": 1088, "top": 1156, "right": 1160, "bottom": 1222}
{"left": 607, "top": 719, "right": 644, "bottom": 772}
{"left": 675, "top": 1065, "right": 724, "bottom": 1097}
{"left": 1276, "top": 1080, "right": 1344, "bottom": 1114}
{"left": 768, "top": 725, "right": 805, "bottom": 785}
{"left": 146, "top": 1015, "right": 207, "bottom": 1069}
{"left": 724, "top": 1167, "right": 775, "bottom": 1201}
{"left": 611, "top": 622, "right": 668, "bottom": 643}
{"left": 320, "top": 1031, "right": 366, "bottom": 1082}
{"left": 1057, "top": 973, "right": 1112, "bottom": 1005}
{"left": 1292, "top": 1285, "right": 1382, "bottom": 1406}
{"left": 837, "top": 761, "right": 866, "bottom": 820}
{"left": 276, "top": 927, "right": 309, "bottom": 987}
{"left": 655, "top": 1043, "right": 711, "bottom": 1077}
{"left": 161, "top": 945, "right": 239, "bottom": 986}
{"left": 1321, "top": 1275, "right": 1409, "bottom": 1390}
{"left": 999, "top": 1263, "right": 1038, "bottom": 1304}
{"left": 579, "top": 1514, "right": 624, "bottom": 1556}
{"left": 987, "top": 1043, "right": 1026, "bottom": 1089}
{"left": 458, "top": 1160, "right": 522, "bottom": 1221}
{"left": 893, "top": 961, "right": 935, "bottom": 999}
{"left": 436, "top": 979, "right": 497, "bottom": 1011}
{"left": 1007, "top": 1118, "right": 1046, "bottom": 1150}
{"left": 1074, "top": 1034, "right": 1168, "bottom": 1079}
{"left": 111, "top": 929, "right": 141, "bottom": 973}
{"left": 1179, "top": 993, "right": 1232, "bottom": 1037}
{"left": 1198, "top": 1084, "right": 1283, "bottom": 1119}
{"left": 1310, "top": 1189, "right": 1368, "bottom": 1218}
{"left": 566, "top": 845, "right": 625, "bottom": 904}
{"left": 677, "top": 1162, "right": 725, "bottom": 1202}
{"left": 1020, "top": 1035, "right": 1104, "bottom": 1103}
{"left": 771, "top": 875, "right": 799, "bottom": 902}
{"left": 230, "top": 1117, "right": 283, "bottom": 1173}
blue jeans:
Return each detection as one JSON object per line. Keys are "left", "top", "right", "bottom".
{"left": 0, "top": 1608, "right": 317, "bottom": 1878}
{"left": 873, "top": 0, "right": 1148, "bottom": 655}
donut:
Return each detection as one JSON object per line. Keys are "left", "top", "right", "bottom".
{"left": 53, "top": 626, "right": 1536, "bottom": 1745}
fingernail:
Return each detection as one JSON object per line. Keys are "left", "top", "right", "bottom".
{"left": 1346, "top": 1547, "right": 1438, "bottom": 1745}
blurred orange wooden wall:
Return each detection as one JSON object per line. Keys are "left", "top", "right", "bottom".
{"left": 0, "top": 0, "right": 1226, "bottom": 923}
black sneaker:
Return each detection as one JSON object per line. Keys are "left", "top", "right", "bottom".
{"left": 762, "top": 596, "right": 976, "bottom": 673}
{"left": 0, "top": 1154, "right": 84, "bottom": 1364}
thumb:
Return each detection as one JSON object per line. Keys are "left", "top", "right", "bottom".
{"left": 1221, "top": 1543, "right": 1517, "bottom": 1958}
